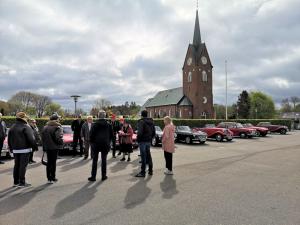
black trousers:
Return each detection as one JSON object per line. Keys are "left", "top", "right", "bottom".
{"left": 13, "top": 153, "right": 30, "bottom": 185}
{"left": 164, "top": 151, "right": 173, "bottom": 171}
{"left": 73, "top": 135, "right": 83, "bottom": 155}
{"left": 46, "top": 149, "right": 58, "bottom": 181}
{"left": 0, "top": 138, "right": 4, "bottom": 160}
{"left": 29, "top": 146, "right": 38, "bottom": 161}
{"left": 91, "top": 149, "right": 108, "bottom": 178}
{"left": 112, "top": 134, "right": 117, "bottom": 157}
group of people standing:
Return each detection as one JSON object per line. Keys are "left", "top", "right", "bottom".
{"left": 3, "top": 109, "right": 176, "bottom": 187}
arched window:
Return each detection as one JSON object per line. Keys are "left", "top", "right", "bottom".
{"left": 188, "top": 72, "right": 192, "bottom": 82}
{"left": 202, "top": 71, "right": 208, "bottom": 82}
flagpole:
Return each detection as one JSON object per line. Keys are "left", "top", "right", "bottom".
{"left": 225, "top": 60, "right": 228, "bottom": 120}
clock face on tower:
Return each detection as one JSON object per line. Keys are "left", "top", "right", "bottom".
{"left": 201, "top": 56, "right": 207, "bottom": 65}
{"left": 203, "top": 96, "right": 207, "bottom": 104}
{"left": 187, "top": 57, "right": 192, "bottom": 66}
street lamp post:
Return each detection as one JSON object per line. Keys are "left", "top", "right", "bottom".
{"left": 70, "top": 95, "right": 81, "bottom": 115}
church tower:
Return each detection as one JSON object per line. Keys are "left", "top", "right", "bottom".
{"left": 182, "top": 10, "right": 214, "bottom": 119}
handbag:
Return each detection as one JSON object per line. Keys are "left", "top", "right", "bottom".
{"left": 41, "top": 152, "right": 48, "bottom": 166}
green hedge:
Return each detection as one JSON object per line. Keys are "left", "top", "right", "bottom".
{"left": 1, "top": 117, "right": 293, "bottom": 131}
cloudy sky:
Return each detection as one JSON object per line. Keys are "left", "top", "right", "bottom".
{"left": 0, "top": 0, "right": 299, "bottom": 111}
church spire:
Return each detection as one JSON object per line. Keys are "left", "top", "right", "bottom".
{"left": 193, "top": 10, "right": 202, "bottom": 47}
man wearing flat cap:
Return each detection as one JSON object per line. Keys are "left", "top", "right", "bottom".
{"left": 8, "top": 112, "right": 36, "bottom": 187}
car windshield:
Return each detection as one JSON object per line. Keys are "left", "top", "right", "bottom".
{"left": 243, "top": 123, "right": 253, "bottom": 127}
{"left": 63, "top": 126, "right": 73, "bottom": 134}
{"left": 155, "top": 126, "right": 162, "bottom": 132}
{"left": 205, "top": 124, "right": 215, "bottom": 128}
{"left": 236, "top": 123, "right": 243, "bottom": 128}
{"left": 178, "top": 126, "right": 191, "bottom": 131}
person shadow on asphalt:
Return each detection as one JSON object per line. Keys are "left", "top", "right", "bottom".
{"left": 160, "top": 175, "right": 179, "bottom": 199}
{"left": 52, "top": 181, "right": 101, "bottom": 219}
{"left": 0, "top": 184, "right": 49, "bottom": 216}
{"left": 124, "top": 176, "right": 152, "bottom": 209}
{"left": 110, "top": 157, "right": 139, "bottom": 174}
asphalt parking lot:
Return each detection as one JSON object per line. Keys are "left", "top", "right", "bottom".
{"left": 0, "top": 131, "right": 300, "bottom": 225}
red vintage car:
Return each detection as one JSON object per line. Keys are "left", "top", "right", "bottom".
{"left": 256, "top": 122, "right": 288, "bottom": 135}
{"left": 217, "top": 122, "right": 257, "bottom": 138}
{"left": 193, "top": 124, "right": 233, "bottom": 142}
{"left": 1, "top": 136, "right": 11, "bottom": 157}
{"left": 242, "top": 123, "right": 269, "bottom": 137}
{"left": 62, "top": 125, "right": 74, "bottom": 150}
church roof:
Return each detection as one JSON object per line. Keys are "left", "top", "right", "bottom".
{"left": 145, "top": 87, "right": 192, "bottom": 107}
{"left": 141, "top": 98, "right": 154, "bottom": 110}
{"left": 179, "top": 96, "right": 193, "bottom": 106}
{"left": 193, "top": 10, "right": 201, "bottom": 47}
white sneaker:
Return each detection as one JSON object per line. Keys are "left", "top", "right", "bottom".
{"left": 47, "top": 180, "right": 53, "bottom": 184}
{"left": 164, "top": 169, "right": 173, "bottom": 175}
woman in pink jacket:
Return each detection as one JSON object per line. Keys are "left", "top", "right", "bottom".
{"left": 162, "top": 116, "right": 175, "bottom": 175}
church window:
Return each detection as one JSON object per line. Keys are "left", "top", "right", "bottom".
{"left": 202, "top": 71, "right": 208, "bottom": 82}
{"left": 188, "top": 72, "right": 192, "bottom": 82}
{"left": 179, "top": 110, "right": 182, "bottom": 118}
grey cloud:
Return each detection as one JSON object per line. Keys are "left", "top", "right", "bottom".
{"left": 1, "top": 0, "right": 299, "bottom": 112}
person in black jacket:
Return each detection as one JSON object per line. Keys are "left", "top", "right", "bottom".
{"left": 8, "top": 112, "right": 36, "bottom": 187}
{"left": 71, "top": 114, "right": 84, "bottom": 157}
{"left": 28, "top": 119, "right": 41, "bottom": 164}
{"left": 0, "top": 113, "right": 7, "bottom": 164}
{"left": 88, "top": 110, "right": 113, "bottom": 182}
{"left": 41, "top": 113, "right": 63, "bottom": 184}
{"left": 135, "top": 110, "right": 156, "bottom": 177}
{"left": 110, "top": 114, "right": 121, "bottom": 158}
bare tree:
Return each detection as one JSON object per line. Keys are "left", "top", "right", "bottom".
{"left": 290, "top": 96, "right": 300, "bottom": 110}
{"left": 93, "top": 98, "right": 111, "bottom": 110}
{"left": 8, "top": 91, "right": 35, "bottom": 111}
{"left": 33, "top": 94, "right": 52, "bottom": 117}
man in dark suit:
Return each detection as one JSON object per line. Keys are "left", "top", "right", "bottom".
{"left": 71, "top": 114, "right": 84, "bottom": 157}
{"left": 88, "top": 110, "right": 113, "bottom": 182}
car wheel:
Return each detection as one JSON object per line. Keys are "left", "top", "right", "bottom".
{"left": 240, "top": 132, "right": 247, "bottom": 138}
{"left": 280, "top": 129, "right": 287, "bottom": 135}
{"left": 215, "top": 134, "right": 223, "bottom": 142}
{"left": 255, "top": 131, "right": 261, "bottom": 136}
{"left": 185, "top": 136, "right": 192, "bottom": 144}
{"left": 151, "top": 137, "right": 157, "bottom": 146}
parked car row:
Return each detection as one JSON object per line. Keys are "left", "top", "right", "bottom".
{"left": 1, "top": 121, "right": 290, "bottom": 157}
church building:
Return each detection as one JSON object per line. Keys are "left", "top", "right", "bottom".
{"left": 143, "top": 10, "right": 214, "bottom": 119}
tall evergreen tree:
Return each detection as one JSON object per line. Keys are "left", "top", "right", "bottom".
{"left": 237, "top": 90, "right": 251, "bottom": 119}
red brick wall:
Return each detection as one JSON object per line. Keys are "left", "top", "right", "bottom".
{"left": 146, "top": 105, "right": 193, "bottom": 119}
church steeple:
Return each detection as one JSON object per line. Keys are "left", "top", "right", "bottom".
{"left": 193, "top": 10, "right": 202, "bottom": 47}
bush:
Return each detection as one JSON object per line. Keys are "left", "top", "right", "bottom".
{"left": 1, "top": 117, "right": 293, "bottom": 131}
